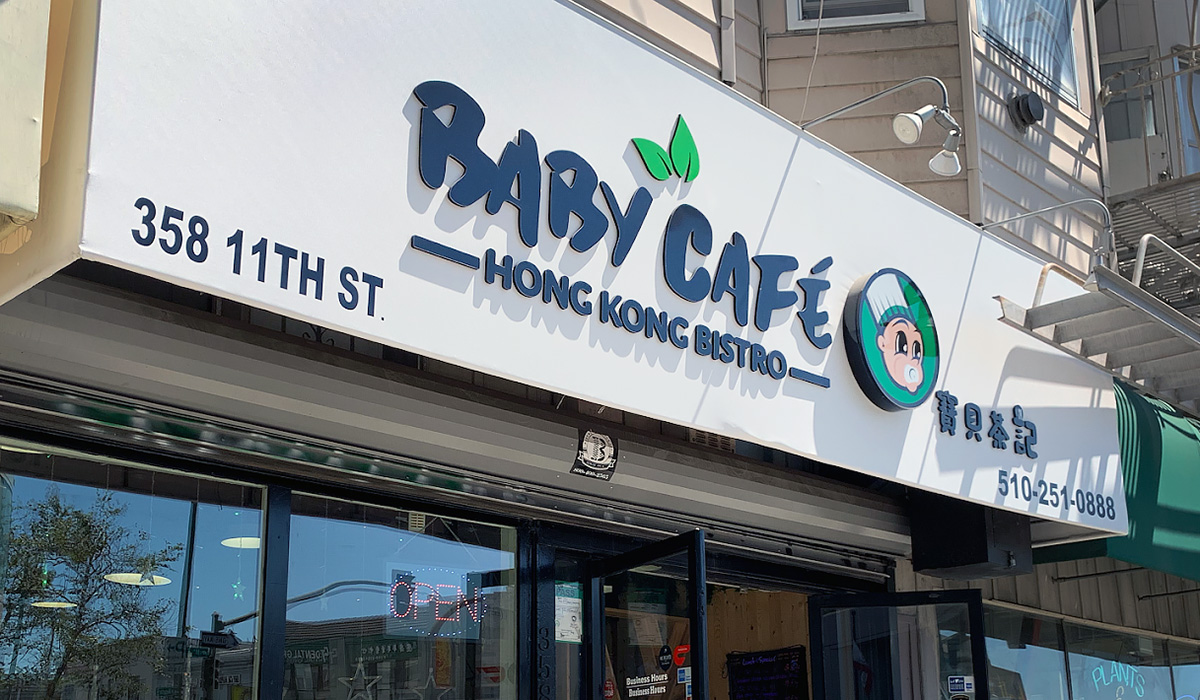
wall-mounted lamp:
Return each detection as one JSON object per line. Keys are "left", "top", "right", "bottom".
{"left": 802, "top": 76, "right": 963, "bottom": 177}
{"left": 979, "top": 197, "right": 1114, "bottom": 270}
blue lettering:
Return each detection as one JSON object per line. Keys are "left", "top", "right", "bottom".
{"left": 601, "top": 183, "right": 652, "bottom": 267}
{"left": 711, "top": 232, "right": 750, "bottom": 327}
{"left": 412, "top": 81, "right": 497, "bottom": 206}
{"left": 644, "top": 308, "right": 669, "bottom": 343}
{"left": 662, "top": 204, "right": 712, "bottom": 303}
{"left": 694, "top": 325, "right": 712, "bottom": 356}
{"left": 543, "top": 270, "right": 570, "bottom": 310}
{"left": 546, "top": 150, "right": 608, "bottom": 252}
{"left": 752, "top": 254, "right": 799, "bottom": 332}
{"left": 514, "top": 261, "right": 541, "bottom": 298}
{"left": 484, "top": 249, "right": 514, "bottom": 289}
{"left": 599, "top": 291, "right": 623, "bottom": 328}
{"left": 767, "top": 350, "right": 787, "bottom": 379}
{"left": 750, "top": 343, "right": 768, "bottom": 374}
{"left": 668, "top": 317, "right": 689, "bottom": 349}
{"left": 300, "top": 251, "right": 324, "bottom": 300}
{"left": 338, "top": 267, "right": 359, "bottom": 310}
{"left": 718, "top": 333, "right": 736, "bottom": 364}
{"left": 730, "top": 336, "right": 750, "bottom": 367}
{"left": 620, "top": 299, "right": 645, "bottom": 333}
{"left": 569, "top": 280, "right": 592, "bottom": 316}
{"left": 362, "top": 273, "right": 383, "bottom": 317}
{"left": 274, "top": 243, "right": 298, "bottom": 290}
{"left": 486, "top": 129, "right": 541, "bottom": 247}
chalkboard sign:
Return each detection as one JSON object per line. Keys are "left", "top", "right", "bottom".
{"left": 726, "top": 646, "right": 808, "bottom": 700}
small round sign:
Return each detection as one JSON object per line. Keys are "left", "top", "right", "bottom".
{"left": 843, "top": 269, "right": 940, "bottom": 411}
{"left": 657, "top": 645, "right": 673, "bottom": 671}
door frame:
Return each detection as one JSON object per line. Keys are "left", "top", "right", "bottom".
{"left": 807, "top": 589, "right": 989, "bottom": 700}
{"left": 584, "top": 529, "right": 708, "bottom": 700}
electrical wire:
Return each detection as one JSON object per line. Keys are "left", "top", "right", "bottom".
{"left": 799, "top": 0, "right": 826, "bottom": 124}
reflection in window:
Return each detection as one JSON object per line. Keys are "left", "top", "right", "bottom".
{"left": 602, "top": 563, "right": 692, "bottom": 700}
{"left": 0, "top": 447, "right": 262, "bottom": 700}
{"left": 284, "top": 494, "right": 516, "bottom": 700}
{"left": 984, "top": 607, "right": 1068, "bottom": 700}
{"left": 1102, "top": 59, "right": 1159, "bottom": 142}
{"left": 1066, "top": 623, "right": 1173, "bottom": 700}
{"left": 1170, "top": 642, "right": 1200, "bottom": 700}
{"left": 978, "top": 0, "right": 1079, "bottom": 102}
{"left": 799, "top": 0, "right": 911, "bottom": 20}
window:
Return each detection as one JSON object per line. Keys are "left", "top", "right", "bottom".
{"left": 984, "top": 607, "right": 1070, "bottom": 700}
{"left": 787, "top": 0, "right": 925, "bottom": 30}
{"left": 0, "top": 446, "right": 264, "bottom": 700}
{"left": 1065, "top": 623, "right": 1174, "bottom": 700}
{"left": 1170, "top": 641, "right": 1200, "bottom": 700}
{"left": 978, "top": 0, "right": 1080, "bottom": 103}
{"left": 284, "top": 494, "right": 517, "bottom": 700}
{"left": 1102, "top": 59, "right": 1159, "bottom": 142}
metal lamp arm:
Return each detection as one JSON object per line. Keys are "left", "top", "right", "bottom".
{"left": 979, "top": 197, "right": 1115, "bottom": 270}
{"left": 801, "top": 76, "right": 953, "bottom": 129}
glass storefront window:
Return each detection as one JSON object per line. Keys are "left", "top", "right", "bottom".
{"left": 0, "top": 445, "right": 263, "bottom": 700}
{"left": 284, "top": 494, "right": 517, "bottom": 700}
{"left": 1066, "top": 623, "right": 1174, "bottom": 700}
{"left": 984, "top": 607, "right": 1069, "bottom": 700}
{"left": 1170, "top": 642, "right": 1200, "bottom": 700}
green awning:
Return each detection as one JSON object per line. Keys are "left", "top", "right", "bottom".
{"left": 1037, "top": 380, "right": 1200, "bottom": 580}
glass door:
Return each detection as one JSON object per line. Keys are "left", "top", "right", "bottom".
{"left": 808, "top": 590, "right": 989, "bottom": 700}
{"left": 583, "top": 530, "right": 707, "bottom": 700}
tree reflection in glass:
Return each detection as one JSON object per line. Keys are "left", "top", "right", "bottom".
{"left": 0, "top": 450, "right": 263, "bottom": 700}
{"left": 1, "top": 487, "right": 181, "bottom": 699}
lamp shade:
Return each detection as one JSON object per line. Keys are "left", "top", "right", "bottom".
{"left": 928, "top": 149, "right": 962, "bottom": 177}
{"left": 892, "top": 113, "right": 924, "bottom": 145}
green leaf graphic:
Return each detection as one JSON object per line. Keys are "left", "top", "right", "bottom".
{"left": 669, "top": 115, "right": 700, "bottom": 182}
{"left": 632, "top": 138, "right": 672, "bottom": 181}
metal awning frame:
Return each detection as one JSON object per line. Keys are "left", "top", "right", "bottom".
{"left": 998, "top": 263, "right": 1200, "bottom": 418}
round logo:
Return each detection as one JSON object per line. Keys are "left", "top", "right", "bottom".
{"left": 843, "top": 269, "right": 940, "bottom": 411}
{"left": 577, "top": 431, "right": 617, "bottom": 471}
{"left": 657, "top": 645, "right": 673, "bottom": 671}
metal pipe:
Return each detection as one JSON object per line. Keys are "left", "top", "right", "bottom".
{"left": 980, "top": 197, "right": 1115, "bottom": 269}
{"left": 1033, "top": 263, "right": 1088, "bottom": 307}
{"left": 1132, "top": 233, "right": 1200, "bottom": 287}
{"left": 801, "top": 75, "right": 953, "bottom": 129}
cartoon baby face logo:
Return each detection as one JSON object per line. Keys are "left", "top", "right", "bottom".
{"left": 843, "top": 269, "right": 940, "bottom": 411}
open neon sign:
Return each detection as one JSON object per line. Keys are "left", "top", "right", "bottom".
{"left": 387, "top": 568, "right": 486, "bottom": 638}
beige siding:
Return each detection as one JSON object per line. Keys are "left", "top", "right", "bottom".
{"left": 968, "top": 0, "right": 1106, "bottom": 274}
{"left": 761, "top": 0, "right": 971, "bottom": 218}
{"left": 896, "top": 557, "right": 1200, "bottom": 640}
{"left": 572, "top": 0, "right": 766, "bottom": 103}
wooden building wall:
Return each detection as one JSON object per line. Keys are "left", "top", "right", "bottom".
{"left": 760, "top": 0, "right": 971, "bottom": 219}
{"left": 572, "top": 0, "right": 766, "bottom": 103}
{"left": 898, "top": 556, "right": 1200, "bottom": 641}
{"left": 707, "top": 588, "right": 810, "bottom": 700}
{"left": 964, "top": 0, "right": 1107, "bottom": 274}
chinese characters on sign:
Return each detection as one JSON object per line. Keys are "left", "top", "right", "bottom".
{"left": 933, "top": 391, "right": 1037, "bottom": 458}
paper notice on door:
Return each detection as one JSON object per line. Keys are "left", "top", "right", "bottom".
{"left": 556, "top": 582, "right": 582, "bottom": 644}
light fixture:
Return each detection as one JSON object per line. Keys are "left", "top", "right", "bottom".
{"left": 892, "top": 105, "right": 937, "bottom": 145}
{"left": 928, "top": 129, "right": 963, "bottom": 177}
{"left": 31, "top": 600, "right": 77, "bottom": 609}
{"left": 802, "top": 75, "right": 964, "bottom": 177}
{"left": 979, "top": 197, "right": 1114, "bottom": 270}
{"left": 104, "top": 572, "right": 172, "bottom": 586}
{"left": 221, "top": 536, "right": 261, "bottom": 549}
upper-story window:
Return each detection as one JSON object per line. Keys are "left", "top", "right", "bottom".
{"left": 978, "top": 0, "right": 1080, "bottom": 103}
{"left": 786, "top": 0, "right": 925, "bottom": 30}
